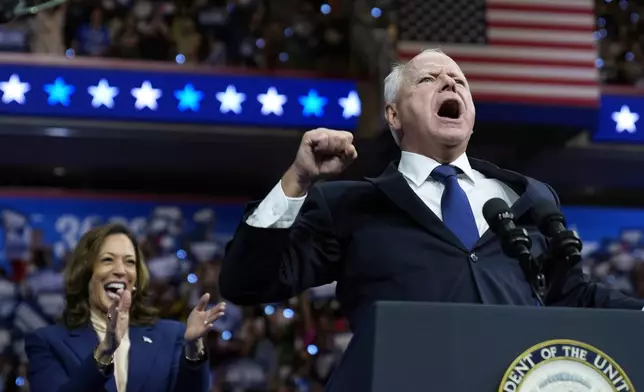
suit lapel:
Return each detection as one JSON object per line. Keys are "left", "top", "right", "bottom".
{"left": 63, "top": 325, "right": 117, "bottom": 392}
{"left": 126, "top": 325, "right": 161, "bottom": 392}
{"left": 470, "top": 158, "right": 537, "bottom": 249}
{"left": 366, "top": 163, "right": 468, "bottom": 251}
{"left": 367, "top": 159, "right": 543, "bottom": 251}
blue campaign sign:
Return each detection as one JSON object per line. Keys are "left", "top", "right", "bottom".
{"left": 0, "top": 191, "right": 246, "bottom": 272}
{"left": 593, "top": 94, "right": 644, "bottom": 143}
{"left": 0, "top": 62, "right": 361, "bottom": 130}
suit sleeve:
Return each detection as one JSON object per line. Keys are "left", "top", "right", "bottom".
{"left": 170, "top": 323, "right": 210, "bottom": 392}
{"left": 219, "top": 184, "right": 341, "bottom": 305}
{"left": 25, "top": 330, "right": 111, "bottom": 392}
{"left": 544, "top": 184, "right": 644, "bottom": 309}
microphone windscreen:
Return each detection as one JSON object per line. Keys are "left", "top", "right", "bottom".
{"left": 531, "top": 199, "right": 564, "bottom": 233}
{"left": 482, "top": 198, "right": 511, "bottom": 232}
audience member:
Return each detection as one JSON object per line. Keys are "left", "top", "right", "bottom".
{"left": 14, "top": 0, "right": 366, "bottom": 77}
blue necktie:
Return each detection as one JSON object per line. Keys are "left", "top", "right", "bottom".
{"left": 431, "top": 165, "right": 479, "bottom": 249}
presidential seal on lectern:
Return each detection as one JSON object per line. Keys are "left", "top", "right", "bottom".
{"left": 498, "top": 339, "right": 635, "bottom": 392}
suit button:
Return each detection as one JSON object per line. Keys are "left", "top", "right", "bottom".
{"left": 469, "top": 253, "right": 478, "bottom": 262}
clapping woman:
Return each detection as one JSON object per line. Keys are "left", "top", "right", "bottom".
{"left": 25, "top": 223, "right": 226, "bottom": 392}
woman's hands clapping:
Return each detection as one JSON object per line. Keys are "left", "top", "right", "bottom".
{"left": 96, "top": 289, "right": 132, "bottom": 359}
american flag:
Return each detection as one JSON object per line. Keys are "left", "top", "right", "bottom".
{"left": 397, "top": 0, "right": 598, "bottom": 107}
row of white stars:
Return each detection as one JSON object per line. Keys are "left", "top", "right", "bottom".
{"left": 0, "top": 74, "right": 361, "bottom": 119}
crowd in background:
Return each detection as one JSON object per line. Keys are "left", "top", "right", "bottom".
{"left": 581, "top": 229, "right": 644, "bottom": 298}
{"left": 1, "top": 211, "right": 644, "bottom": 392}
{"left": 1, "top": 0, "right": 642, "bottom": 87}
{"left": 0, "top": 0, "right": 397, "bottom": 77}
{"left": 595, "top": 0, "right": 644, "bottom": 86}
{"left": 0, "top": 207, "right": 351, "bottom": 392}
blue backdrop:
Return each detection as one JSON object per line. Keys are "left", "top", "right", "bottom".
{"left": 0, "top": 192, "right": 245, "bottom": 272}
{"left": 594, "top": 94, "right": 644, "bottom": 143}
{"left": 0, "top": 64, "right": 361, "bottom": 130}
{"left": 563, "top": 206, "right": 644, "bottom": 246}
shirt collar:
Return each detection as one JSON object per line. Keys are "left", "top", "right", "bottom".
{"left": 398, "top": 151, "right": 476, "bottom": 187}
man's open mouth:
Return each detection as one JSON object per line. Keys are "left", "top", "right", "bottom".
{"left": 437, "top": 99, "right": 461, "bottom": 119}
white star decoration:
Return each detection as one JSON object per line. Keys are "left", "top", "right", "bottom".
{"left": 612, "top": 105, "right": 639, "bottom": 133}
{"left": 338, "top": 90, "right": 361, "bottom": 119}
{"left": 216, "top": 85, "right": 246, "bottom": 114}
{"left": 257, "top": 87, "right": 287, "bottom": 116}
{"left": 88, "top": 79, "right": 119, "bottom": 108}
{"left": 131, "top": 81, "right": 162, "bottom": 110}
{"left": 0, "top": 74, "right": 30, "bottom": 104}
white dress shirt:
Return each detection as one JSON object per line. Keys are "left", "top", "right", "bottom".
{"left": 246, "top": 151, "right": 520, "bottom": 233}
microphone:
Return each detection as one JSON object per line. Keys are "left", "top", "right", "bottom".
{"left": 483, "top": 198, "right": 545, "bottom": 306}
{"left": 482, "top": 198, "right": 532, "bottom": 263}
{"left": 0, "top": 0, "right": 67, "bottom": 24}
{"left": 531, "top": 200, "right": 582, "bottom": 268}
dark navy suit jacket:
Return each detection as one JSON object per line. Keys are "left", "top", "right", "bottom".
{"left": 220, "top": 158, "right": 644, "bottom": 330}
{"left": 25, "top": 319, "right": 210, "bottom": 392}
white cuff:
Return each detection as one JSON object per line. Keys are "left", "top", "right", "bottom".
{"left": 245, "top": 181, "right": 306, "bottom": 229}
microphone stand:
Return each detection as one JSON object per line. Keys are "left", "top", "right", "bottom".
{"left": 499, "top": 228, "right": 546, "bottom": 306}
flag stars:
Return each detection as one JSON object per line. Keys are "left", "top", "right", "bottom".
{"left": 44, "top": 77, "right": 75, "bottom": 106}
{"left": 0, "top": 74, "right": 30, "bottom": 104}
{"left": 257, "top": 87, "right": 287, "bottom": 116}
{"left": 299, "top": 89, "right": 327, "bottom": 117}
{"left": 0, "top": 75, "right": 362, "bottom": 126}
{"left": 612, "top": 105, "right": 639, "bottom": 133}
{"left": 131, "top": 81, "right": 162, "bottom": 110}
{"left": 88, "top": 79, "right": 119, "bottom": 108}
{"left": 338, "top": 90, "right": 361, "bottom": 119}
{"left": 216, "top": 85, "right": 246, "bottom": 114}
{"left": 175, "top": 84, "right": 204, "bottom": 112}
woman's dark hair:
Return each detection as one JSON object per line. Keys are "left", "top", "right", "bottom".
{"left": 62, "top": 223, "right": 158, "bottom": 329}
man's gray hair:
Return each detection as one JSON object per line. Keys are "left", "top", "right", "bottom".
{"left": 383, "top": 48, "right": 444, "bottom": 145}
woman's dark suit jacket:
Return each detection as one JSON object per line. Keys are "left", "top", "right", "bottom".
{"left": 25, "top": 319, "right": 210, "bottom": 392}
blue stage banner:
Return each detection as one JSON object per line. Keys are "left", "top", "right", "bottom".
{"left": 0, "top": 190, "right": 245, "bottom": 273}
{"left": 594, "top": 91, "right": 644, "bottom": 143}
{"left": 562, "top": 205, "right": 644, "bottom": 254}
{"left": 474, "top": 101, "right": 599, "bottom": 131}
{"left": 0, "top": 56, "right": 361, "bottom": 130}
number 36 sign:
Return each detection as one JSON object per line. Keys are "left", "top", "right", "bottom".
{"left": 0, "top": 190, "right": 244, "bottom": 270}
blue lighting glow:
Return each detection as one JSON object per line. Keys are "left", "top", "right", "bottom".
{"left": 299, "top": 89, "right": 328, "bottom": 117}
{"left": 44, "top": 77, "right": 74, "bottom": 106}
{"left": 174, "top": 84, "right": 204, "bottom": 112}
{"left": 0, "top": 65, "right": 360, "bottom": 130}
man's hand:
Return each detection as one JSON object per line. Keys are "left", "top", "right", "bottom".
{"left": 282, "top": 129, "right": 358, "bottom": 197}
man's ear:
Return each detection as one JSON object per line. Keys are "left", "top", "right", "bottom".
{"left": 386, "top": 104, "right": 402, "bottom": 130}
{"left": 385, "top": 103, "right": 402, "bottom": 142}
